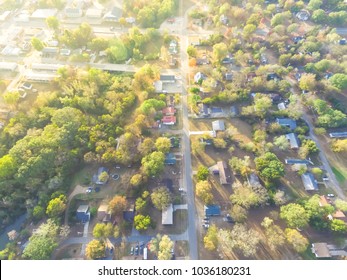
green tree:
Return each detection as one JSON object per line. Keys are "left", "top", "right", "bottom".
{"left": 204, "top": 224, "right": 218, "bottom": 251}
{"left": 0, "top": 155, "right": 17, "bottom": 180}
{"left": 285, "top": 228, "right": 309, "bottom": 253}
{"left": 280, "top": 203, "right": 309, "bottom": 229}
{"left": 106, "top": 39, "right": 128, "bottom": 63}
{"left": 155, "top": 137, "right": 171, "bottom": 153}
{"left": 229, "top": 205, "right": 248, "bottom": 223}
{"left": 151, "top": 187, "right": 172, "bottom": 210}
{"left": 31, "top": 37, "right": 44, "bottom": 51}
{"left": 212, "top": 42, "right": 228, "bottom": 62}
{"left": 330, "top": 74, "right": 347, "bottom": 90}
{"left": 274, "top": 135, "right": 290, "bottom": 151}
{"left": 3, "top": 91, "right": 20, "bottom": 109}
{"left": 32, "top": 205, "right": 45, "bottom": 221}
{"left": 330, "top": 219, "right": 347, "bottom": 233}
{"left": 242, "top": 24, "right": 256, "bottom": 39}
{"left": 93, "top": 223, "right": 117, "bottom": 239}
{"left": 335, "top": 199, "right": 347, "bottom": 211}
{"left": 255, "top": 152, "right": 285, "bottom": 181}
{"left": 46, "top": 195, "right": 66, "bottom": 218}
{"left": 141, "top": 151, "right": 165, "bottom": 177}
{"left": 196, "top": 180, "right": 213, "bottom": 204}
{"left": 134, "top": 214, "right": 151, "bottom": 231}
{"left": 187, "top": 46, "right": 197, "bottom": 57}
{"left": 197, "top": 165, "right": 209, "bottom": 181}
{"left": 85, "top": 239, "right": 105, "bottom": 259}
{"left": 46, "top": 16, "right": 59, "bottom": 30}
{"left": 89, "top": 38, "right": 109, "bottom": 52}
{"left": 261, "top": 217, "right": 286, "bottom": 250}
{"left": 229, "top": 156, "right": 251, "bottom": 177}
{"left": 299, "top": 73, "right": 317, "bottom": 92}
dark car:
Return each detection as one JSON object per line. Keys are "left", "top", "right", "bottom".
{"left": 135, "top": 245, "right": 139, "bottom": 255}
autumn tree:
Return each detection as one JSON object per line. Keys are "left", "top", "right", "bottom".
{"left": 108, "top": 195, "right": 127, "bottom": 216}
{"left": 195, "top": 180, "right": 213, "bottom": 204}
{"left": 274, "top": 135, "right": 290, "bottom": 151}
{"left": 134, "top": 214, "right": 151, "bottom": 231}
{"left": 229, "top": 156, "right": 251, "bottom": 177}
{"left": 229, "top": 205, "right": 248, "bottom": 223}
{"left": 285, "top": 228, "right": 309, "bottom": 253}
{"left": 230, "top": 181, "right": 261, "bottom": 209}
{"left": 46, "top": 16, "right": 59, "bottom": 30}
{"left": 196, "top": 165, "right": 209, "bottom": 181}
{"left": 85, "top": 239, "right": 105, "bottom": 259}
{"left": 149, "top": 234, "right": 173, "bottom": 260}
{"left": 187, "top": 46, "right": 197, "bottom": 57}
{"left": 204, "top": 224, "right": 218, "bottom": 251}
{"left": 261, "top": 217, "right": 285, "bottom": 250}
{"left": 155, "top": 137, "right": 171, "bottom": 153}
{"left": 299, "top": 73, "right": 317, "bottom": 92}
{"left": 31, "top": 37, "right": 44, "bottom": 51}
{"left": 212, "top": 42, "right": 228, "bottom": 63}
{"left": 46, "top": 195, "right": 67, "bottom": 219}
{"left": 151, "top": 187, "right": 172, "bottom": 210}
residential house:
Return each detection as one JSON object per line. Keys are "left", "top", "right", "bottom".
{"left": 311, "top": 243, "right": 332, "bottom": 258}
{"left": 64, "top": 7, "right": 83, "bottom": 18}
{"left": 276, "top": 118, "right": 297, "bottom": 130}
{"left": 210, "top": 161, "right": 232, "bottom": 185}
{"left": 86, "top": 8, "right": 103, "bottom": 18}
{"left": 286, "top": 133, "right": 300, "bottom": 149}
{"left": 329, "top": 132, "right": 347, "bottom": 138}
{"left": 285, "top": 158, "right": 313, "bottom": 165}
{"left": 97, "top": 204, "right": 111, "bottom": 223}
{"left": 123, "top": 203, "right": 135, "bottom": 222}
{"left": 154, "top": 80, "right": 163, "bottom": 93}
{"left": 164, "top": 153, "right": 176, "bottom": 165}
{"left": 161, "top": 115, "right": 176, "bottom": 125}
{"left": 162, "top": 204, "right": 173, "bottom": 225}
{"left": 199, "top": 103, "right": 211, "bottom": 117}
{"left": 41, "top": 47, "right": 59, "bottom": 58}
{"left": 221, "top": 57, "right": 232, "bottom": 64}
{"left": 160, "top": 74, "right": 176, "bottom": 83}
{"left": 250, "top": 173, "right": 261, "bottom": 185}
{"left": 301, "top": 172, "right": 318, "bottom": 191}
{"left": 319, "top": 195, "right": 331, "bottom": 207}
{"left": 194, "top": 72, "right": 206, "bottom": 83}
{"left": 212, "top": 120, "right": 225, "bottom": 132}
{"left": 196, "top": 57, "right": 210, "bottom": 65}
{"left": 103, "top": 6, "right": 122, "bottom": 22}
{"left": 204, "top": 205, "right": 221, "bottom": 216}
{"left": 162, "top": 107, "right": 176, "bottom": 116}
{"left": 92, "top": 167, "right": 109, "bottom": 185}
{"left": 76, "top": 205, "right": 90, "bottom": 223}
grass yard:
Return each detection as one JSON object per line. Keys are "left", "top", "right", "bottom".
{"left": 332, "top": 166, "right": 347, "bottom": 184}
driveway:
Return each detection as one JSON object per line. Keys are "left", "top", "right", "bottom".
{"left": 64, "top": 184, "right": 85, "bottom": 225}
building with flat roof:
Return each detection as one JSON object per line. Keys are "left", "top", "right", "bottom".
{"left": 212, "top": 120, "right": 225, "bottom": 132}
{"left": 329, "top": 132, "right": 347, "bottom": 138}
{"left": 0, "top": 62, "right": 18, "bottom": 72}
{"left": 286, "top": 133, "right": 300, "bottom": 149}
{"left": 312, "top": 243, "right": 331, "bottom": 258}
{"left": 276, "top": 118, "right": 297, "bottom": 130}
{"left": 162, "top": 204, "right": 173, "bottom": 225}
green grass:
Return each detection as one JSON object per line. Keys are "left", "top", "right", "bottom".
{"left": 332, "top": 166, "right": 347, "bottom": 183}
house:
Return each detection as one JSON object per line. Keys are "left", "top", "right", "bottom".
{"left": 31, "top": 9, "right": 58, "bottom": 19}
{"left": 196, "top": 57, "right": 210, "bottom": 65}
{"left": 276, "top": 118, "right": 297, "bottom": 130}
{"left": 212, "top": 120, "right": 225, "bottom": 132}
{"left": 311, "top": 243, "right": 331, "bottom": 258}
{"left": 285, "top": 158, "right": 313, "bottom": 165}
{"left": 162, "top": 204, "right": 173, "bottom": 225}
{"left": 92, "top": 167, "right": 109, "bottom": 185}
{"left": 210, "top": 161, "right": 232, "bottom": 185}
{"left": 204, "top": 205, "right": 221, "bottom": 216}
{"left": 103, "top": 6, "right": 122, "bottom": 22}
{"left": 224, "top": 72, "right": 233, "bottom": 81}
{"left": 154, "top": 80, "right": 163, "bottom": 93}
{"left": 165, "top": 153, "right": 176, "bottom": 165}
{"left": 1, "top": 45, "right": 21, "bottom": 56}
{"left": 97, "top": 204, "right": 111, "bottom": 222}
{"left": 277, "top": 102, "right": 286, "bottom": 111}
{"left": 301, "top": 172, "right": 318, "bottom": 191}
{"left": 194, "top": 72, "right": 206, "bottom": 83}
{"left": 42, "top": 47, "right": 59, "bottom": 57}
{"left": 161, "top": 115, "right": 176, "bottom": 125}
{"left": 64, "top": 8, "right": 83, "bottom": 18}
{"left": 286, "top": 133, "right": 300, "bottom": 149}
{"left": 329, "top": 132, "right": 347, "bottom": 138}
{"left": 339, "top": 39, "right": 346, "bottom": 45}
{"left": 160, "top": 74, "right": 176, "bottom": 83}
{"left": 123, "top": 203, "right": 135, "bottom": 222}
{"left": 86, "top": 8, "right": 103, "bottom": 18}
{"left": 0, "top": 62, "right": 18, "bottom": 72}
{"left": 199, "top": 103, "right": 211, "bottom": 117}
{"left": 76, "top": 205, "right": 90, "bottom": 223}
{"left": 162, "top": 107, "right": 176, "bottom": 116}
{"left": 24, "top": 72, "right": 59, "bottom": 83}
{"left": 330, "top": 210, "right": 347, "bottom": 223}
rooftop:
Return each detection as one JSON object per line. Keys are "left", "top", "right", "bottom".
{"left": 276, "top": 118, "right": 297, "bottom": 130}
{"left": 212, "top": 120, "right": 225, "bottom": 131}
{"left": 162, "top": 204, "right": 173, "bottom": 225}
{"left": 286, "top": 133, "right": 300, "bottom": 149}
{"left": 312, "top": 243, "right": 331, "bottom": 258}
{"left": 301, "top": 172, "right": 318, "bottom": 191}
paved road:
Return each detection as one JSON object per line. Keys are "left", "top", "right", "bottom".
{"left": 302, "top": 114, "right": 346, "bottom": 199}
{"left": 335, "top": 28, "right": 347, "bottom": 35}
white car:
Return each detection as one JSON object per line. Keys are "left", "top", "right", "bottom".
{"left": 327, "top": 194, "right": 335, "bottom": 197}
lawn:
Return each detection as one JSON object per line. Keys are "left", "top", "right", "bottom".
{"left": 332, "top": 166, "right": 347, "bottom": 184}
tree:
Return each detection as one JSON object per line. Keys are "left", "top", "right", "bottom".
{"left": 331, "top": 139, "right": 347, "bottom": 153}
{"left": 155, "top": 137, "right": 171, "bottom": 153}
{"left": 197, "top": 165, "right": 209, "bottom": 181}
{"left": 85, "top": 240, "right": 105, "bottom": 259}
{"left": 229, "top": 205, "right": 248, "bottom": 223}
{"left": 274, "top": 135, "right": 290, "bottom": 151}
{"left": 273, "top": 190, "right": 289, "bottom": 206}
{"left": 242, "top": 24, "right": 256, "bottom": 39}
{"left": 46, "top": 195, "right": 66, "bottom": 218}
{"left": 187, "top": 46, "right": 197, "bottom": 57}
{"left": 46, "top": 16, "right": 59, "bottom": 30}
{"left": 130, "top": 173, "right": 145, "bottom": 187}
{"left": 149, "top": 234, "right": 173, "bottom": 260}
{"left": 253, "top": 94, "right": 272, "bottom": 118}
{"left": 93, "top": 223, "right": 117, "bottom": 239}
{"left": 228, "top": 224, "right": 261, "bottom": 257}
{"left": 32, "top": 205, "right": 45, "bottom": 221}
{"left": 330, "top": 73, "right": 347, "bottom": 90}
{"left": 261, "top": 217, "right": 285, "bottom": 250}
{"left": 141, "top": 151, "right": 165, "bottom": 177}
{"left": 98, "top": 171, "right": 109, "bottom": 183}
{"left": 134, "top": 214, "right": 151, "bottom": 231}
{"left": 280, "top": 203, "right": 309, "bottom": 229}
{"left": 312, "top": 9, "right": 328, "bottom": 23}
{"left": 108, "top": 195, "right": 127, "bottom": 216}
{"left": 212, "top": 42, "right": 228, "bottom": 62}
{"left": 204, "top": 224, "right": 218, "bottom": 251}
{"left": 285, "top": 228, "right": 309, "bottom": 253}
{"left": 3, "top": 91, "right": 20, "bottom": 109}
{"left": 0, "top": 155, "right": 17, "bottom": 180}
{"left": 89, "top": 38, "right": 109, "bottom": 52}
{"left": 195, "top": 180, "right": 213, "bottom": 204}
{"left": 31, "top": 37, "right": 44, "bottom": 51}
{"left": 151, "top": 187, "right": 172, "bottom": 210}
{"left": 213, "top": 138, "right": 227, "bottom": 149}
{"left": 138, "top": 138, "right": 155, "bottom": 156}
{"left": 229, "top": 156, "right": 251, "bottom": 177}
{"left": 22, "top": 220, "right": 59, "bottom": 260}
{"left": 335, "top": 199, "right": 347, "bottom": 212}
{"left": 299, "top": 73, "right": 317, "bottom": 92}
{"left": 255, "top": 152, "right": 285, "bottom": 182}
{"left": 230, "top": 182, "right": 261, "bottom": 209}
{"left": 106, "top": 39, "right": 128, "bottom": 63}
{"left": 330, "top": 219, "right": 347, "bottom": 233}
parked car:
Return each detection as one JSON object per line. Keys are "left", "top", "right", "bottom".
{"left": 327, "top": 193, "right": 335, "bottom": 197}
{"left": 85, "top": 187, "right": 93, "bottom": 193}
{"left": 135, "top": 245, "right": 139, "bottom": 255}
{"left": 130, "top": 247, "right": 134, "bottom": 255}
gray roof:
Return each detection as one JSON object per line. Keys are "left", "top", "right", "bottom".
{"left": 286, "top": 133, "right": 300, "bottom": 149}
{"left": 212, "top": 120, "right": 225, "bottom": 131}
{"left": 160, "top": 74, "right": 175, "bottom": 81}
{"left": 194, "top": 72, "right": 206, "bottom": 82}
{"left": 277, "top": 118, "right": 297, "bottom": 130}
{"left": 104, "top": 6, "right": 122, "bottom": 20}
{"left": 301, "top": 172, "right": 318, "bottom": 191}
{"left": 285, "top": 158, "right": 313, "bottom": 165}
{"left": 329, "top": 132, "right": 347, "bottom": 138}
{"left": 77, "top": 205, "right": 89, "bottom": 213}
{"left": 312, "top": 243, "right": 331, "bottom": 258}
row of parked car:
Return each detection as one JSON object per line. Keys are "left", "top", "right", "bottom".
{"left": 130, "top": 242, "right": 145, "bottom": 256}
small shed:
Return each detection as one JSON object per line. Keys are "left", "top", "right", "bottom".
{"left": 76, "top": 205, "right": 90, "bottom": 223}
{"left": 301, "top": 172, "right": 318, "bottom": 191}
{"left": 311, "top": 243, "right": 331, "bottom": 258}
{"left": 162, "top": 204, "right": 174, "bottom": 225}
{"left": 212, "top": 120, "right": 225, "bottom": 132}
{"left": 204, "top": 205, "right": 221, "bottom": 216}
